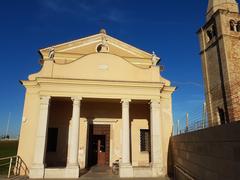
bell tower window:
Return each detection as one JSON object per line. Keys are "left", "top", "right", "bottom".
{"left": 230, "top": 20, "right": 236, "bottom": 31}
{"left": 206, "top": 25, "right": 216, "bottom": 42}
{"left": 237, "top": 21, "right": 240, "bottom": 32}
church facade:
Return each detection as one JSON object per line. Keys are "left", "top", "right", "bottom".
{"left": 198, "top": 0, "right": 240, "bottom": 125}
{"left": 17, "top": 30, "right": 175, "bottom": 178}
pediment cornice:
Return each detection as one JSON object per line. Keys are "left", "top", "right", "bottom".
{"left": 39, "top": 31, "right": 155, "bottom": 68}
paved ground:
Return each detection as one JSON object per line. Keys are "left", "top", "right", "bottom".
{"left": 79, "top": 166, "right": 170, "bottom": 180}
{"left": 4, "top": 166, "right": 170, "bottom": 180}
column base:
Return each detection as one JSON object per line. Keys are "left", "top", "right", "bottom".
{"left": 44, "top": 166, "right": 79, "bottom": 179}
{"left": 65, "top": 164, "right": 79, "bottom": 178}
{"left": 119, "top": 163, "right": 133, "bottom": 177}
{"left": 29, "top": 164, "right": 44, "bottom": 178}
{"left": 151, "top": 163, "right": 164, "bottom": 177}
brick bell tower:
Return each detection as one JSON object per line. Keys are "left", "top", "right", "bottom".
{"left": 198, "top": 0, "right": 240, "bottom": 125}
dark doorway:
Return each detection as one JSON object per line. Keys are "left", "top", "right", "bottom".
{"left": 44, "top": 97, "right": 72, "bottom": 168}
{"left": 46, "top": 128, "right": 58, "bottom": 152}
{"left": 218, "top": 107, "right": 226, "bottom": 124}
{"left": 88, "top": 125, "right": 110, "bottom": 167}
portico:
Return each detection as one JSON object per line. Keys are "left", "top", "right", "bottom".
{"left": 29, "top": 95, "right": 165, "bottom": 178}
{"left": 17, "top": 30, "right": 175, "bottom": 178}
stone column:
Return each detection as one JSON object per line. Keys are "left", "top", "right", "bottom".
{"left": 66, "top": 97, "right": 81, "bottom": 177}
{"left": 29, "top": 96, "right": 51, "bottom": 178}
{"left": 119, "top": 99, "right": 133, "bottom": 177}
{"left": 150, "top": 99, "right": 163, "bottom": 176}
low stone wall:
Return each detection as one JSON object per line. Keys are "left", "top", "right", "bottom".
{"left": 168, "top": 121, "right": 240, "bottom": 180}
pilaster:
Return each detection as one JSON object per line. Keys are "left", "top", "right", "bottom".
{"left": 150, "top": 99, "right": 164, "bottom": 177}
{"left": 29, "top": 96, "right": 51, "bottom": 178}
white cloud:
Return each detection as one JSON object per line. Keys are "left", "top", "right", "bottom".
{"left": 39, "top": 0, "right": 125, "bottom": 23}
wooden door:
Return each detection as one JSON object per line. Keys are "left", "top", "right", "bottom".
{"left": 97, "top": 139, "right": 106, "bottom": 166}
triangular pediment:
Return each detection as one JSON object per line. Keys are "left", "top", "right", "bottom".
{"left": 39, "top": 31, "right": 154, "bottom": 68}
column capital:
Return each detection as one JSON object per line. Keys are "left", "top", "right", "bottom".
{"left": 150, "top": 99, "right": 160, "bottom": 109}
{"left": 71, "top": 96, "right": 82, "bottom": 101}
{"left": 150, "top": 99, "right": 160, "bottom": 104}
{"left": 71, "top": 97, "right": 82, "bottom": 105}
{"left": 39, "top": 96, "right": 51, "bottom": 105}
{"left": 121, "top": 99, "right": 131, "bottom": 103}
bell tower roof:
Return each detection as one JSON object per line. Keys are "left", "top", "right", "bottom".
{"left": 207, "top": 0, "right": 239, "bottom": 20}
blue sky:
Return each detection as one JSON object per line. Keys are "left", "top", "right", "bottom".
{"left": 0, "top": 0, "right": 236, "bottom": 136}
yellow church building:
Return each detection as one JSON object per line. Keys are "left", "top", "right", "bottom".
{"left": 17, "top": 29, "right": 175, "bottom": 178}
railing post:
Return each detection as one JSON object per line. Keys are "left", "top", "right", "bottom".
{"left": 8, "top": 157, "right": 12, "bottom": 178}
{"left": 202, "top": 102, "right": 207, "bottom": 128}
{"left": 15, "top": 156, "right": 19, "bottom": 175}
{"left": 186, "top": 113, "right": 189, "bottom": 132}
{"left": 177, "top": 120, "right": 180, "bottom": 135}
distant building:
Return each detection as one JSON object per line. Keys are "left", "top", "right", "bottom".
{"left": 198, "top": 0, "right": 240, "bottom": 125}
{"left": 18, "top": 30, "right": 175, "bottom": 178}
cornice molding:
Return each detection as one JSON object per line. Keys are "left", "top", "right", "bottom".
{"left": 32, "top": 77, "right": 165, "bottom": 88}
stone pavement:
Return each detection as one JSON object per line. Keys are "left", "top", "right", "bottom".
{"left": 78, "top": 166, "right": 170, "bottom": 180}
{"left": 8, "top": 166, "right": 170, "bottom": 180}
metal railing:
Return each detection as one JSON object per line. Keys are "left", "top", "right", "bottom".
{"left": 0, "top": 156, "right": 28, "bottom": 179}
{"left": 179, "top": 118, "right": 221, "bottom": 134}
{"left": 174, "top": 79, "right": 240, "bottom": 136}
